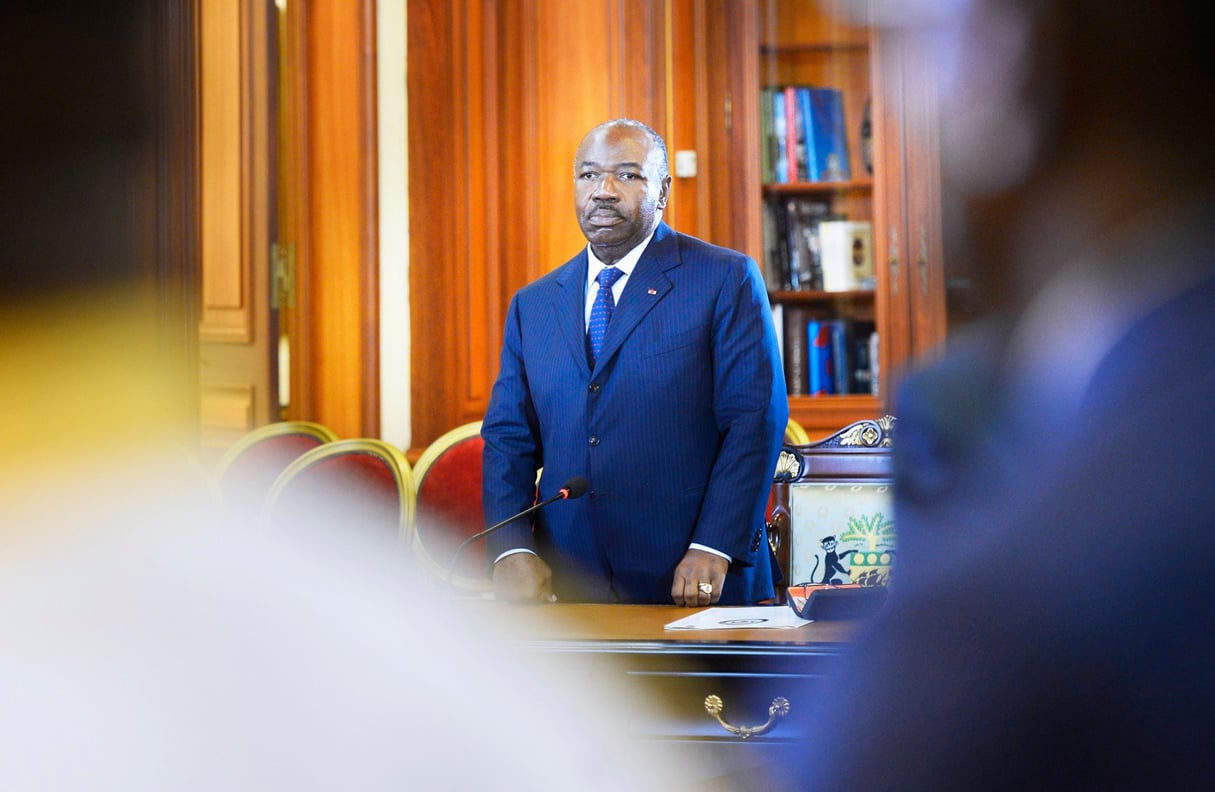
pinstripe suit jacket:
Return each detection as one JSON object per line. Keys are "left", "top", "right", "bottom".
{"left": 481, "top": 222, "right": 788, "bottom": 604}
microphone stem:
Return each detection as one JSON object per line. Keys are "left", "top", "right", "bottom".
{"left": 446, "top": 492, "right": 566, "bottom": 583}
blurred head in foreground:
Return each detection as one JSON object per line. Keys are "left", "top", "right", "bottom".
{"left": 773, "top": 0, "right": 1215, "bottom": 789}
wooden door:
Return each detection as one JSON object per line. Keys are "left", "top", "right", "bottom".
{"left": 198, "top": 0, "right": 278, "bottom": 451}
{"left": 199, "top": 0, "right": 380, "bottom": 452}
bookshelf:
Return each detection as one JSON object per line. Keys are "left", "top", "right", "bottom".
{"left": 744, "top": 0, "right": 945, "bottom": 438}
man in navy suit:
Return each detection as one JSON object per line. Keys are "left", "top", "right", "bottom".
{"left": 773, "top": 1, "right": 1215, "bottom": 788}
{"left": 481, "top": 119, "right": 787, "bottom": 606}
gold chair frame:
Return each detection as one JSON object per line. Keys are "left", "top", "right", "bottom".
{"left": 264, "top": 438, "right": 416, "bottom": 546}
{"left": 410, "top": 421, "right": 491, "bottom": 592}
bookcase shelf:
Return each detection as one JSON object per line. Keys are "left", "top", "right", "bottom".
{"left": 788, "top": 394, "right": 881, "bottom": 441}
{"left": 762, "top": 178, "right": 873, "bottom": 195}
{"left": 770, "top": 288, "right": 873, "bottom": 300}
{"left": 760, "top": 43, "right": 869, "bottom": 56}
{"left": 760, "top": 0, "right": 876, "bottom": 425}
{"left": 770, "top": 288, "right": 874, "bottom": 316}
{"left": 747, "top": 0, "right": 946, "bottom": 437}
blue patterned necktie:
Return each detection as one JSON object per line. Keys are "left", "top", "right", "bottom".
{"left": 587, "top": 266, "right": 624, "bottom": 366}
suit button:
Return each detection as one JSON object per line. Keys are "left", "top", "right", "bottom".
{"left": 588, "top": 436, "right": 600, "bottom": 446}
{"left": 588, "top": 381, "right": 600, "bottom": 392}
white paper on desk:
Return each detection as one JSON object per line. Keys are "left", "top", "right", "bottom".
{"left": 663, "top": 606, "right": 811, "bottom": 631}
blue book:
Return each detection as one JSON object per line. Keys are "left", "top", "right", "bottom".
{"left": 772, "top": 89, "right": 788, "bottom": 183}
{"left": 808, "top": 87, "right": 851, "bottom": 181}
{"left": 796, "top": 87, "right": 820, "bottom": 181}
{"left": 760, "top": 87, "right": 774, "bottom": 182}
{"left": 807, "top": 319, "right": 834, "bottom": 395}
{"left": 828, "top": 319, "right": 852, "bottom": 395}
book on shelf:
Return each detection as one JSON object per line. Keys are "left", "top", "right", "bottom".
{"left": 801, "top": 318, "right": 878, "bottom": 396}
{"left": 782, "top": 306, "right": 809, "bottom": 396}
{"left": 808, "top": 86, "right": 851, "bottom": 181}
{"left": 762, "top": 83, "right": 853, "bottom": 185}
{"left": 774, "top": 311, "right": 878, "bottom": 397}
{"left": 783, "top": 199, "right": 807, "bottom": 290}
{"left": 771, "top": 87, "right": 788, "bottom": 183}
{"left": 829, "top": 319, "right": 852, "bottom": 396}
{"left": 761, "top": 196, "right": 779, "bottom": 290}
{"left": 786, "top": 197, "right": 837, "bottom": 291}
{"left": 785, "top": 85, "right": 808, "bottom": 183}
{"left": 869, "top": 331, "right": 880, "bottom": 396}
{"left": 770, "top": 196, "right": 844, "bottom": 293}
{"left": 806, "top": 318, "right": 834, "bottom": 395}
{"left": 849, "top": 321, "right": 876, "bottom": 394}
{"left": 795, "top": 86, "right": 819, "bottom": 181}
{"left": 763, "top": 197, "right": 793, "bottom": 290}
{"left": 819, "top": 220, "right": 874, "bottom": 291}
{"left": 846, "top": 320, "right": 877, "bottom": 394}
{"left": 770, "top": 302, "right": 784, "bottom": 379}
{"left": 760, "top": 86, "right": 774, "bottom": 186}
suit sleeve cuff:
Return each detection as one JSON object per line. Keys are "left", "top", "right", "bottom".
{"left": 493, "top": 547, "right": 538, "bottom": 565}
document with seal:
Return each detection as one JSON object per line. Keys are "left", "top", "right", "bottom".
{"left": 664, "top": 606, "right": 812, "bottom": 631}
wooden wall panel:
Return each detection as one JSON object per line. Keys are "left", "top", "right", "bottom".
{"left": 409, "top": 0, "right": 713, "bottom": 454}
{"left": 530, "top": 0, "right": 668, "bottom": 272}
{"left": 701, "top": 0, "right": 761, "bottom": 261}
{"left": 663, "top": 0, "right": 703, "bottom": 236}
{"left": 871, "top": 26, "right": 912, "bottom": 391}
{"left": 200, "top": 383, "right": 255, "bottom": 444}
{"left": 198, "top": 0, "right": 275, "bottom": 447}
{"left": 533, "top": 1, "right": 618, "bottom": 271}
{"left": 494, "top": 0, "right": 540, "bottom": 336}
{"left": 300, "top": 0, "right": 379, "bottom": 439}
{"left": 408, "top": 0, "right": 480, "bottom": 448}
{"left": 902, "top": 31, "right": 946, "bottom": 361}
{"left": 459, "top": 3, "right": 498, "bottom": 421}
{"left": 199, "top": 2, "right": 251, "bottom": 343}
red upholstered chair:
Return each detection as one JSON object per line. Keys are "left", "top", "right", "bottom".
{"left": 410, "top": 421, "right": 491, "bottom": 592}
{"left": 262, "top": 439, "right": 415, "bottom": 547}
{"left": 213, "top": 421, "right": 340, "bottom": 521}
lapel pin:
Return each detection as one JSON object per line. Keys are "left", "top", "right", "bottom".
{"left": 647, "top": 288, "right": 657, "bottom": 295}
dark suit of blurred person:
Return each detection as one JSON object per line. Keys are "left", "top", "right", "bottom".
{"left": 774, "top": 1, "right": 1215, "bottom": 788}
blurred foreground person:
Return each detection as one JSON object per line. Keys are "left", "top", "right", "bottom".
{"left": 778, "top": 1, "right": 1215, "bottom": 788}
{"left": 0, "top": 5, "right": 684, "bottom": 789}
{"left": 0, "top": 500, "right": 689, "bottom": 790}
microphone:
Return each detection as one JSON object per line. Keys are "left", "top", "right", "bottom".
{"left": 446, "top": 476, "right": 590, "bottom": 585}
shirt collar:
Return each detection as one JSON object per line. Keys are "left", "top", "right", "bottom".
{"left": 586, "top": 225, "right": 659, "bottom": 284}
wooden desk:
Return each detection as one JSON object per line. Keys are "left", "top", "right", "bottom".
{"left": 484, "top": 603, "right": 860, "bottom": 784}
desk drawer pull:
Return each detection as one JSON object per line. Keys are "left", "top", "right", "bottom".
{"left": 703, "top": 694, "right": 789, "bottom": 739}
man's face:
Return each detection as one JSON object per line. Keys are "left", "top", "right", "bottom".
{"left": 573, "top": 125, "right": 672, "bottom": 264}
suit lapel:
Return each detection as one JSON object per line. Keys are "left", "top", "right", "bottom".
{"left": 592, "top": 223, "right": 678, "bottom": 373}
{"left": 554, "top": 251, "right": 592, "bottom": 374}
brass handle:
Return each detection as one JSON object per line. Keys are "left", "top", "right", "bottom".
{"left": 918, "top": 225, "right": 929, "bottom": 296}
{"left": 703, "top": 694, "right": 790, "bottom": 739}
{"left": 888, "top": 226, "right": 900, "bottom": 295}
{"left": 271, "top": 242, "right": 296, "bottom": 309}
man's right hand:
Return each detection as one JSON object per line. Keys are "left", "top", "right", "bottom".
{"left": 492, "top": 553, "right": 556, "bottom": 604}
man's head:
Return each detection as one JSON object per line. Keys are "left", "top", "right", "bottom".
{"left": 573, "top": 119, "right": 672, "bottom": 265}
